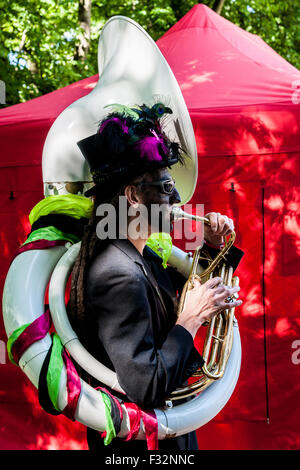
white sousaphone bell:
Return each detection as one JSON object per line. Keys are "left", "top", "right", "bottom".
{"left": 2, "top": 16, "right": 241, "bottom": 441}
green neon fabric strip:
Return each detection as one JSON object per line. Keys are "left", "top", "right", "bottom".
{"left": 47, "top": 333, "right": 64, "bottom": 412}
{"left": 7, "top": 323, "right": 30, "bottom": 365}
{"left": 29, "top": 194, "right": 93, "bottom": 226}
{"left": 146, "top": 232, "right": 173, "bottom": 268}
{"left": 23, "top": 226, "right": 80, "bottom": 246}
{"left": 101, "top": 392, "right": 116, "bottom": 445}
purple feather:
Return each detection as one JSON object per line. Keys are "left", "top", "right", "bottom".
{"left": 99, "top": 117, "right": 129, "bottom": 135}
{"left": 135, "top": 135, "right": 168, "bottom": 161}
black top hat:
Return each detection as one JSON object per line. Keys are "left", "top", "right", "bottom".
{"left": 77, "top": 103, "right": 184, "bottom": 198}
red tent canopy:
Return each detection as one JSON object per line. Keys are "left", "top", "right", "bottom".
{"left": 0, "top": 4, "right": 299, "bottom": 450}
{"left": 157, "top": 4, "right": 300, "bottom": 157}
{"left": 158, "top": 4, "right": 300, "bottom": 450}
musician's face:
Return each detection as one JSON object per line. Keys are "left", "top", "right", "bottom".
{"left": 137, "top": 168, "right": 181, "bottom": 233}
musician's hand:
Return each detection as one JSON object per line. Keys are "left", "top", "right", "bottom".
{"left": 176, "top": 277, "right": 242, "bottom": 339}
{"left": 204, "top": 212, "right": 234, "bottom": 247}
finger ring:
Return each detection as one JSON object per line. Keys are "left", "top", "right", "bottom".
{"left": 225, "top": 295, "right": 236, "bottom": 303}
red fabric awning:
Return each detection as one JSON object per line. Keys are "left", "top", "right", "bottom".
{"left": 0, "top": 4, "right": 299, "bottom": 450}
{"left": 157, "top": 5, "right": 300, "bottom": 158}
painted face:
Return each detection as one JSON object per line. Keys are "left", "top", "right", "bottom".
{"left": 136, "top": 168, "right": 181, "bottom": 234}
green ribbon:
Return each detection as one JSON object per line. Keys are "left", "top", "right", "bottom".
{"left": 23, "top": 226, "right": 80, "bottom": 246}
{"left": 146, "top": 232, "right": 173, "bottom": 268}
{"left": 47, "top": 333, "right": 64, "bottom": 412}
{"left": 8, "top": 325, "right": 64, "bottom": 413}
{"left": 29, "top": 194, "right": 93, "bottom": 226}
{"left": 99, "top": 391, "right": 116, "bottom": 446}
{"left": 7, "top": 323, "right": 30, "bottom": 366}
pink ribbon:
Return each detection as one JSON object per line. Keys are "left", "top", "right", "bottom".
{"left": 140, "top": 408, "right": 158, "bottom": 451}
{"left": 15, "top": 239, "right": 67, "bottom": 256}
{"left": 9, "top": 240, "right": 67, "bottom": 269}
{"left": 11, "top": 309, "right": 51, "bottom": 365}
{"left": 122, "top": 403, "right": 141, "bottom": 442}
{"left": 62, "top": 350, "right": 82, "bottom": 421}
{"left": 10, "top": 305, "right": 81, "bottom": 422}
{"left": 123, "top": 403, "right": 158, "bottom": 450}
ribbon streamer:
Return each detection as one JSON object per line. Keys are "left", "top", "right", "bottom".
{"left": 24, "top": 226, "right": 80, "bottom": 246}
{"left": 13, "top": 239, "right": 67, "bottom": 261}
{"left": 47, "top": 333, "right": 64, "bottom": 411}
{"left": 62, "top": 350, "right": 82, "bottom": 421}
{"left": 28, "top": 194, "right": 93, "bottom": 226}
{"left": 7, "top": 309, "right": 51, "bottom": 365}
{"left": 7, "top": 310, "right": 82, "bottom": 421}
{"left": 122, "top": 403, "right": 158, "bottom": 450}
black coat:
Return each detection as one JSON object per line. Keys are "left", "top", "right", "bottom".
{"left": 82, "top": 238, "right": 244, "bottom": 451}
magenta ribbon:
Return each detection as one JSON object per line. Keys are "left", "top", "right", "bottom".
{"left": 10, "top": 306, "right": 81, "bottom": 422}
{"left": 123, "top": 403, "right": 158, "bottom": 450}
{"left": 122, "top": 403, "right": 141, "bottom": 442}
{"left": 62, "top": 350, "right": 82, "bottom": 421}
{"left": 15, "top": 239, "right": 67, "bottom": 256}
{"left": 9, "top": 240, "right": 67, "bottom": 269}
{"left": 11, "top": 309, "right": 51, "bottom": 365}
{"left": 141, "top": 408, "right": 158, "bottom": 451}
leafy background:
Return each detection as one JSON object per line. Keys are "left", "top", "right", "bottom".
{"left": 0, "top": 0, "right": 299, "bottom": 106}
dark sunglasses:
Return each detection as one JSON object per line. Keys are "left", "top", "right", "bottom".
{"left": 136, "top": 178, "right": 176, "bottom": 195}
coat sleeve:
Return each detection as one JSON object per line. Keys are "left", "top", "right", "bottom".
{"left": 86, "top": 263, "right": 204, "bottom": 409}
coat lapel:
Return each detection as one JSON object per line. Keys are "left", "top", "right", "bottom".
{"left": 112, "top": 239, "right": 172, "bottom": 315}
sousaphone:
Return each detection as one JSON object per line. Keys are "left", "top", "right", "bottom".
{"left": 2, "top": 16, "right": 241, "bottom": 442}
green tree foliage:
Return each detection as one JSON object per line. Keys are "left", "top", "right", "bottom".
{"left": 220, "top": 0, "right": 300, "bottom": 73}
{"left": 0, "top": 0, "right": 299, "bottom": 106}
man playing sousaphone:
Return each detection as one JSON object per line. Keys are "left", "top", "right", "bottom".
{"left": 69, "top": 102, "right": 244, "bottom": 450}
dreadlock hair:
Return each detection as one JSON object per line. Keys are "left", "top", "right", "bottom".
{"left": 69, "top": 188, "right": 122, "bottom": 348}
{"left": 68, "top": 171, "right": 152, "bottom": 348}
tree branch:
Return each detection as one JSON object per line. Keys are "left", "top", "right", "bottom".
{"left": 212, "top": 0, "right": 226, "bottom": 14}
{"left": 18, "top": 28, "right": 27, "bottom": 51}
{"left": 75, "top": 0, "right": 92, "bottom": 61}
